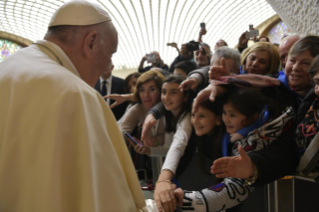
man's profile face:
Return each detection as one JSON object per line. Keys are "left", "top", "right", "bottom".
{"left": 279, "top": 36, "right": 300, "bottom": 68}
{"left": 96, "top": 24, "right": 118, "bottom": 78}
{"left": 101, "top": 63, "right": 114, "bottom": 79}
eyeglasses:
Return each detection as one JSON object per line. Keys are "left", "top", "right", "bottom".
{"left": 138, "top": 87, "right": 157, "bottom": 94}
{"left": 216, "top": 41, "right": 224, "bottom": 46}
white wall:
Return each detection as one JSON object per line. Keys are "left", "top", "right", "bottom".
{"left": 266, "top": 0, "right": 319, "bottom": 36}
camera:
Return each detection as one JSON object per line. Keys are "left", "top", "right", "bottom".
{"left": 186, "top": 40, "right": 200, "bottom": 52}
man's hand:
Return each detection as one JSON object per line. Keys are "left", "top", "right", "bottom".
{"left": 179, "top": 78, "right": 198, "bottom": 92}
{"left": 104, "top": 93, "right": 133, "bottom": 109}
{"left": 211, "top": 145, "right": 255, "bottom": 179}
{"left": 238, "top": 31, "right": 249, "bottom": 48}
{"left": 154, "top": 181, "right": 177, "bottom": 212}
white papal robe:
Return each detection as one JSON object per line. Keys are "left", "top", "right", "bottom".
{"left": 0, "top": 40, "right": 146, "bottom": 212}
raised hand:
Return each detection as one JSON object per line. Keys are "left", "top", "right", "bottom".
{"left": 238, "top": 31, "right": 249, "bottom": 48}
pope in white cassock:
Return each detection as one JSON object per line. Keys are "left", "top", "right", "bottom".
{"left": 0, "top": 1, "right": 159, "bottom": 211}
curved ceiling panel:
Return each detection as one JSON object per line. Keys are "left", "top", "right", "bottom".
{"left": 0, "top": 0, "right": 276, "bottom": 70}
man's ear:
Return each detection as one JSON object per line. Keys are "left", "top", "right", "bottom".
{"left": 83, "top": 31, "right": 99, "bottom": 59}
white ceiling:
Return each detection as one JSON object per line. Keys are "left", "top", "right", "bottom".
{"left": 0, "top": 0, "right": 276, "bottom": 70}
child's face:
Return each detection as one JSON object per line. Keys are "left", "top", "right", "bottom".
{"left": 285, "top": 50, "right": 313, "bottom": 91}
{"left": 173, "top": 68, "right": 187, "bottom": 78}
{"left": 161, "top": 82, "right": 185, "bottom": 117}
{"left": 128, "top": 76, "right": 138, "bottom": 93}
{"left": 313, "top": 72, "right": 319, "bottom": 97}
{"left": 191, "top": 106, "right": 221, "bottom": 136}
{"left": 222, "top": 103, "right": 247, "bottom": 134}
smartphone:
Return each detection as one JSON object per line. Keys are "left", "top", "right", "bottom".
{"left": 245, "top": 29, "right": 259, "bottom": 39}
{"left": 124, "top": 132, "right": 142, "bottom": 146}
{"left": 146, "top": 53, "right": 156, "bottom": 63}
{"left": 200, "top": 22, "right": 206, "bottom": 28}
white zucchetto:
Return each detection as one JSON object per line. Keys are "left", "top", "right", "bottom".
{"left": 49, "top": 0, "right": 112, "bottom": 27}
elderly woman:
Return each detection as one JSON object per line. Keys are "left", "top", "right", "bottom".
{"left": 240, "top": 42, "right": 280, "bottom": 77}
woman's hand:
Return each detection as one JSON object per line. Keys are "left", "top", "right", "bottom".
{"left": 104, "top": 93, "right": 133, "bottom": 109}
{"left": 174, "top": 188, "right": 184, "bottom": 207}
{"left": 130, "top": 137, "right": 150, "bottom": 155}
{"left": 154, "top": 181, "right": 177, "bottom": 212}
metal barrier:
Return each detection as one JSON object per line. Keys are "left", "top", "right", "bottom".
{"left": 229, "top": 176, "right": 319, "bottom": 212}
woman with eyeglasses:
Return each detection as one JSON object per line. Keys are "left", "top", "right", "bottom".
{"left": 119, "top": 70, "right": 166, "bottom": 147}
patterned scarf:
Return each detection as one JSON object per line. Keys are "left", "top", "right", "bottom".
{"left": 296, "top": 98, "right": 319, "bottom": 176}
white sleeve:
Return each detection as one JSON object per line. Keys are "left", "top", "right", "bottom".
{"left": 161, "top": 113, "right": 192, "bottom": 173}
{"left": 149, "top": 132, "right": 173, "bottom": 157}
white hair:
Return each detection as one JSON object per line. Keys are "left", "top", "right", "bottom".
{"left": 212, "top": 46, "right": 241, "bottom": 71}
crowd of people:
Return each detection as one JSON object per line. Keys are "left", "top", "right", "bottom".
{"left": 107, "top": 18, "right": 319, "bottom": 212}
{"left": 1, "top": 0, "right": 319, "bottom": 212}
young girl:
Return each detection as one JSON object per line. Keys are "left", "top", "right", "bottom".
{"left": 174, "top": 88, "right": 295, "bottom": 212}
{"left": 131, "top": 75, "right": 193, "bottom": 158}
{"left": 191, "top": 100, "right": 224, "bottom": 176}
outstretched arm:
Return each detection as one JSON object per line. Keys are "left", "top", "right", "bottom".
{"left": 104, "top": 93, "right": 134, "bottom": 108}
{"left": 175, "top": 177, "right": 254, "bottom": 212}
